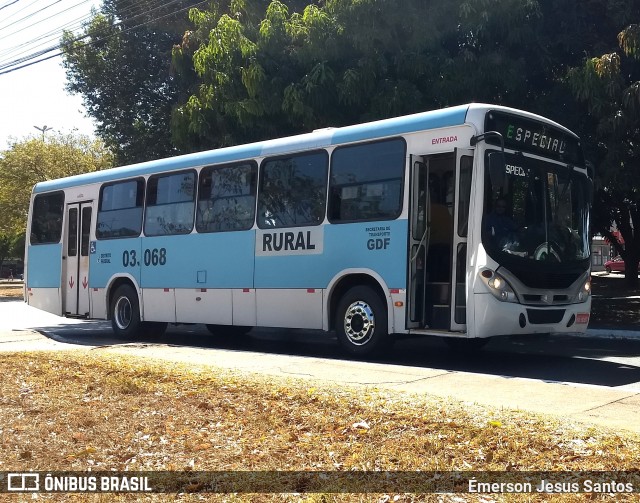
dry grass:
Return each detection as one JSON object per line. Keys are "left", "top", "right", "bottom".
{"left": 1, "top": 352, "right": 639, "bottom": 501}
{"left": 0, "top": 276, "right": 639, "bottom": 500}
{"left": 0, "top": 282, "right": 23, "bottom": 300}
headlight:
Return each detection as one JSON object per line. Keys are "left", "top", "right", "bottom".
{"left": 479, "top": 269, "right": 518, "bottom": 303}
{"left": 577, "top": 277, "right": 591, "bottom": 303}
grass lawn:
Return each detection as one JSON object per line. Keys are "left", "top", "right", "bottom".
{"left": 1, "top": 276, "right": 639, "bottom": 500}
{"left": 0, "top": 352, "right": 639, "bottom": 501}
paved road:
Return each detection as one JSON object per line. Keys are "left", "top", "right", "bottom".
{"left": 2, "top": 299, "right": 640, "bottom": 433}
{"left": 3, "top": 299, "right": 640, "bottom": 390}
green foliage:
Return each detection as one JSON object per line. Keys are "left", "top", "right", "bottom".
{"left": 567, "top": 12, "right": 640, "bottom": 285}
{"left": 61, "top": 0, "right": 204, "bottom": 165}
{"left": 60, "top": 0, "right": 640, "bottom": 285}
{"left": 172, "top": 0, "right": 628, "bottom": 151}
{"left": 0, "top": 133, "right": 113, "bottom": 235}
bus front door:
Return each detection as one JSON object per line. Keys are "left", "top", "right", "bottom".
{"left": 408, "top": 151, "right": 472, "bottom": 332}
{"left": 63, "top": 202, "right": 93, "bottom": 317}
{"left": 450, "top": 149, "right": 473, "bottom": 332}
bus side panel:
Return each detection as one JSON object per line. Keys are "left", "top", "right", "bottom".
{"left": 140, "top": 232, "right": 255, "bottom": 325}
{"left": 254, "top": 221, "right": 407, "bottom": 329}
{"left": 256, "top": 288, "right": 323, "bottom": 329}
{"left": 26, "top": 243, "right": 63, "bottom": 315}
{"left": 324, "top": 220, "right": 407, "bottom": 289}
{"left": 90, "top": 237, "right": 142, "bottom": 312}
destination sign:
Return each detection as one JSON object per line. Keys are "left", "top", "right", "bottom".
{"left": 484, "top": 111, "right": 584, "bottom": 165}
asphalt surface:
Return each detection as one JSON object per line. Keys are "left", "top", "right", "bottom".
{"left": 1, "top": 295, "right": 640, "bottom": 435}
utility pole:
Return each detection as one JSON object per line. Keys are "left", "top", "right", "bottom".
{"left": 33, "top": 125, "right": 52, "bottom": 140}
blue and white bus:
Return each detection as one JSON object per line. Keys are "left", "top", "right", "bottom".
{"left": 24, "top": 103, "right": 592, "bottom": 356}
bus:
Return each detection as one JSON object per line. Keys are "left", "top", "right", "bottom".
{"left": 24, "top": 103, "right": 592, "bottom": 356}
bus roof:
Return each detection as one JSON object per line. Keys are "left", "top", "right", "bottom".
{"left": 33, "top": 103, "right": 480, "bottom": 194}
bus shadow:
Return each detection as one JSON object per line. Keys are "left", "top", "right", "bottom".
{"left": 37, "top": 322, "right": 640, "bottom": 389}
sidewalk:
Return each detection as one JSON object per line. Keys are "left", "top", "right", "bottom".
{"left": 586, "top": 326, "right": 640, "bottom": 340}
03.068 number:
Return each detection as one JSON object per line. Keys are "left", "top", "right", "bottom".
{"left": 122, "top": 248, "right": 167, "bottom": 267}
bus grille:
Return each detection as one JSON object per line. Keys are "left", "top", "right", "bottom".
{"left": 526, "top": 309, "right": 565, "bottom": 324}
{"left": 517, "top": 271, "right": 579, "bottom": 289}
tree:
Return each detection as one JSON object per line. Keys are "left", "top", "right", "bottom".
{"left": 0, "top": 231, "right": 24, "bottom": 278}
{"left": 172, "top": 0, "right": 620, "bottom": 151}
{"left": 568, "top": 20, "right": 640, "bottom": 286}
{"left": 0, "top": 133, "right": 113, "bottom": 236}
{"left": 62, "top": 0, "right": 203, "bottom": 165}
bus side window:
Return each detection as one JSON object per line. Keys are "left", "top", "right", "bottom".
{"left": 257, "top": 151, "right": 328, "bottom": 229}
{"left": 96, "top": 179, "right": 145, "bottom": 239}
{"left": 196, "top": 162, "right": 257, "bottom": 233}
{"left": 144, "top": 171, "right": 196, "bottom": 236}
{"left": 30, "top": 192, "right": 65, "bottom": 244}
{"left": 329, "top": 138, "right": 405, "bottom": 223}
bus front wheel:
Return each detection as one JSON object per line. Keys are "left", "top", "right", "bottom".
{"left": 111, "top": 285, "right": 142, "bottom": 338}
{"left": 335, "top": 286, "right": 392, "bottom": 357}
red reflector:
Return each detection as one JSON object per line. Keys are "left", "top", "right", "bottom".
{"left": 94, "top": 288, "right": 99, "bottom": 291}
{"left": 200, "top": 288, "right": 207, "bottom": 292}
{"left": 164, "top": 288, "right": 170, "bottom": 292}
{"left": 390, "top": 289, "right": 400, "bottom": 294}
{"left": 307, "top": 289, "right": 315, "bottom": 293}
{"left": 576, "top": 313, "right": 590, "bottom": 324}
{"left": 243, "top": 288, "right": 250, "bottom": 293}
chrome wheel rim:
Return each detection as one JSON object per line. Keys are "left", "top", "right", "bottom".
{"left": 344, "top": 300, "right": 375, "bottom": 346}
{"left": 114, "top": 296, "right": 132, "bottom": 330}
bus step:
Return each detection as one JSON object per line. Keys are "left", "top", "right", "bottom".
{"left": 430, "top": 304, "right": 451, "bottom": 329}
{"left": 425, "top": 282, "right": 450, "bottom": 304}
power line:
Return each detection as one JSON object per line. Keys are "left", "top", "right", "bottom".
{"left": 0, "top": 0, "right": 209, "bottom": 76}
{"left": 0, "top": 11, "right": 90, "bottom": 61}
{"left": 0, "top": 0, "right": 190, "bottom": 65}
{"left": 0, "top": 0, "right": 21, "bottom": 12}
{"left": 0, "top": 0, "right": 62, "bottom": 35}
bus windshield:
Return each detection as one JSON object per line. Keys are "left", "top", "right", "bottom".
{"left": 482, "top": 151, "right": 590, "bottom": 266}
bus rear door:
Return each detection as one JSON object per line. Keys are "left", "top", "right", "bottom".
{"left": 63, "top": 202, "right": 93, "bottom": 317}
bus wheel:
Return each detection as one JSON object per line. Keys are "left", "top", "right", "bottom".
{"left": 335, "top": 286, "right": 392, "bottom": 357}
{"left": 206, "top": 324, "right": 251, "bottom": 337}
{"left": 111, "top": 285, "right": 142, "bottom": 338}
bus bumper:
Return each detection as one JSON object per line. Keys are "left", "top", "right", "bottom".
{"left": 472, "top": 292, "right": 591, "bottom": 338}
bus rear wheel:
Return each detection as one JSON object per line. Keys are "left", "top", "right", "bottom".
{"left": 335, "top": 286, "right": 392, "bottom": 357}
{"left": 111, "top": 285, "right": 167, "bottom": 339}
{"left": 111, "top": 284, "right": 141, "bottom": 338}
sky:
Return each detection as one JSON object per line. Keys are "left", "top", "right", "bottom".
{"left": 0, "top": 0, "right": 99, "bottom": 149}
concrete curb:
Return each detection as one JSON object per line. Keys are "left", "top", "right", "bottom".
{"left": 586, "top": 328, "right": 640, "bottom": 340}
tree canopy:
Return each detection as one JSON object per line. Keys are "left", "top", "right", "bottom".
{"left": 0, "top": 133, "right": 113, "bottom": 235}
{"left": 61, "top": 0, "right": 203, "bottom": 166}
{"left": 568, "top": 19, "right": 640, "bottom": 284}
{"left": 61, "top": 0, "right": 640, "bottom": 284}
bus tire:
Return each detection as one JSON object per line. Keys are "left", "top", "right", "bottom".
{"left": 110, "top": 284, "right": 142, "bottom": 338}
{"left": 335, "top": 286, "right": 392, "bottom": 357}
{"left": 206, "top": 324, "right": 251, "bottom": 337}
